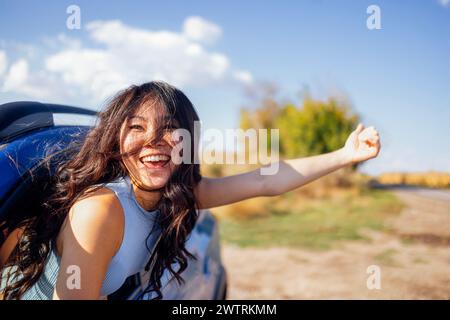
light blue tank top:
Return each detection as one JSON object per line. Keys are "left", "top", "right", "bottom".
{"left": 1, "top": 175, "right": 162, "bottom": 299}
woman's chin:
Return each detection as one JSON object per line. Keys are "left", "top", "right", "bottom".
{"left": 139, "top": 178, "right": 168, "bottom": 191}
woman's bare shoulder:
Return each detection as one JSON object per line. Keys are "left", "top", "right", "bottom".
{"left": 59, "top": 186, "right": 125, "bottom": 256}
{"left": 70, "top": 186, "right": 124, "bottom": 224}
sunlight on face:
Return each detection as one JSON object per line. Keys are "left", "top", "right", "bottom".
{"left": 119, "top": 101, "right": 180, "bottom": 190}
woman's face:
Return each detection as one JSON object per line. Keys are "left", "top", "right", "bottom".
{"left": 119, "top": 101, "right": 179, "bottom": 190}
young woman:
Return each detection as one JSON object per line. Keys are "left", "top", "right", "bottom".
{"left": 0, "top": 81, "right": 380, "bottom": 300}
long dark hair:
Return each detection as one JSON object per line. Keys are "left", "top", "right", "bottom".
{"left": 1, "top": 81, "right": 202, "bottom": 299}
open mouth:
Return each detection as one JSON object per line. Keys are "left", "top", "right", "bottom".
{"left": 139, "top": 154, "right": 171, "bottom": 169}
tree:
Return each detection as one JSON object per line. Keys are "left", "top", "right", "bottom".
{"left": 276, "top": 97, "right": 359, "bottom": 158}
{"left": 240, "top": 91, "right": 360, "bottom": 165}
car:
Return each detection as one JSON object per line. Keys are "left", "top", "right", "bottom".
{"left": 0, "top": 101, "right": 228, "bottom": 300}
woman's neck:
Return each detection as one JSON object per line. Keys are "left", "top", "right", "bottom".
{"left": 131, "top": 183, "right": 162, "bottom": 211}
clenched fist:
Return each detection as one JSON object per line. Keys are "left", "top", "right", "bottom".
{"left": 342, "top": 123, "right": 381, "bottom": 164}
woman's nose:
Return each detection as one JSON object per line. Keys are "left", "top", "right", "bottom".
{"left": 143, "top": 133, "right": 170, "bottom": 148}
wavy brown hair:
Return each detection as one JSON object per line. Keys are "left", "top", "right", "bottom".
{"left": 1, "top": 81, "right": 202, "bottom": 299}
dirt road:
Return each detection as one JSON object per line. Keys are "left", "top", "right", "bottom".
{"left": 221, "top": 188, "right": 450, "bottom": 299}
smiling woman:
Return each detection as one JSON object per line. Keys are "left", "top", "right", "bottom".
{"left": 0, "top": 82, "right": 203, "bottom": 300}
{"left": 0, "top": 81, "right": 380, "bottom": 300}
{"left": 120, "top": 108, "right": 182, "bottom": 195}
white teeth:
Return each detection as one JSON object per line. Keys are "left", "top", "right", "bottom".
{"left": 141, "top": 154, "right": 170, "bottom": 162}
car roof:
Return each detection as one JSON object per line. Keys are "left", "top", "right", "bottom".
{"left": 0, "top": 126, "right": 90, "bottom": 202}
{"left": 0, "top": 101, "right": 97, "bottom": 203}
{"left": 0, "top": 101, "right": 97, "bottom": 143}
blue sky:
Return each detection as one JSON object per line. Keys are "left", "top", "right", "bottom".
{"left": 0, "top": 0, "right": 449, "bottom": 175}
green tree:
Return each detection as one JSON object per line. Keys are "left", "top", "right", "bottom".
{"left": 240, "top": 92, "right": 359, "bottom": 164}
{"left": 276, "top": 97, "right": 359, "bottom": 158}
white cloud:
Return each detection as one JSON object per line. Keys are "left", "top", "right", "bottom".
{"left": 1, "top": 17, "right": 251, "bottom": 104}
{"left": 42, "top": 33, "right": 82, "bottom": 50}
{"left": 182, "top": 16, "right": 222, "bottom": 45}
{"left": 233, "top": 70, "right": 253, "bottom": 84}
{"left": 2, "top": 59, "right": 71, "bottom": 100}
{"left": 0, "top": 40, "right": 37, "bottom": 60}
{"left": 45, "top": 48, "right": 128, "bottom": 101}
{"left": 438, "top": 0, "right": 450, "bottom": 7}
{"left": 0, "top": 50, "right": 7, "bottom": 77}
{"left": 3, "top": 59, "right": 28, "bottom": 91}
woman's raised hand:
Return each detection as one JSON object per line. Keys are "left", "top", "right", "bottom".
{"left": 341, "top": 123, "right": 381, "bottom": 164}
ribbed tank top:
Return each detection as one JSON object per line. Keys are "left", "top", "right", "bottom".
{"left": 1, "top": 175, "right": 162, "bottom": 299}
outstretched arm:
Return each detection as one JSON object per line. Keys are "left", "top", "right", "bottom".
{"left": 194, "top": 124, "right": 380, "bottom": 209}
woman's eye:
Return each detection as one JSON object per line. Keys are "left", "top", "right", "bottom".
{"left": 129, "top": 125, "right": 144, "bottom": 131}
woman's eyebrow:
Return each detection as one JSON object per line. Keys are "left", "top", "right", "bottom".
{"left": 129, "top": 115, "right": 146, "bottom": 121}
{"left": 128, "top": 115, "right": 180, "bottom": 129}
{"left": 129, "top": 115, "right": 175, "bottom": 122}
